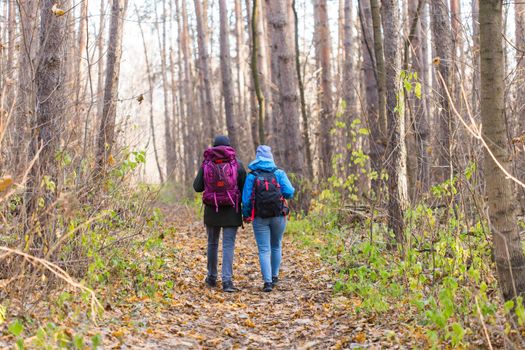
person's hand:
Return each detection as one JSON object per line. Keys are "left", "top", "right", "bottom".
{"left": 243, "top": 217, "right": 253, "bottom": 223}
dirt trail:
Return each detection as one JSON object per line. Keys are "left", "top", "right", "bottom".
{"left": 96, "top": 208, "right": 389, "bottom": 349}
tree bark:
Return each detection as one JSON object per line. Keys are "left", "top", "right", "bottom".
{"left": 430, "top": 0, "right": 454, "bottom": 184}
{"left": 194, "top": 0, "right": 216, "bottom": 141}
{"left": 266, "top": 0, "right": 284, "bottom": 164}
{"left": 292, "top": 0, "right": 313, "bottom": 177}
{"left": 169, "top": 47, "right": 182, "bottom": 183}
{"left": 234, "top": 0, "right": 254, "bottom": 159}
{"left": 343, "top": 0, "right": 358, "bottom": 174}
{"left": 218, "top": 0, "right": 239, "bottom": 150}
{"left": 515, "top": 1, "right": 525, "bottom": 212}
{"left": 75, "top": 0, "right": 89, "bottom": 119}
{"left": 251, "top": 0, "right": 266, "bottom": 145}
{"left": 359, "top": 0, "right": 384, "bottom": 190}
{"left": 246, "top": 0, "right": 260, "bottom": 150}
{"left": 408, "top": 0, "right": 430, "bottom": 195}
{"left": 96, "top": 0, "right": 128, "bottom": 173}
{"left": 136, "top": 5, "right": 164, "bottom": 184}
{"left": 267, "top": 0, "right": 304, "bottom": 175}
{"left": 472, "top": 0, "right": 480, "bottom": 120}
{"left": 313, "top": 0, "right": 334, "bottom": 178}
{"left": 154, "top": 0, "right": 176, "bottom": 180}
{"left": 179, "top": 0, "right": 196, "bottom": 183}
{"left": 369, "top": 0, "right": 387, "bottom": 140}
{"left": 14, "top": 0, "right": 38, "bottom": 172}
{"left": 28, "top": 0, "right": 68, "bottom": 214}
{"left": 97, "top": 0, "right": 106, "bottom": 124}
{"left": 6, "top": 0, "right": 15, "bottom": 102}
{"left": 479, "top": 0, "right": 525, "bottom": 305}
{"left": 382, "top": 0, "right": 408, "bottom": 244}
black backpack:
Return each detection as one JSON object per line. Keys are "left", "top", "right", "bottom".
{"left": 251, "top": 169, "right": 288, "bottom": 218}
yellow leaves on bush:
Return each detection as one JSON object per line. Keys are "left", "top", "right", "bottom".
{"left": 51, "top": 4, "right": 66, "bottom": 16}
{"left": 0, "top": 177, "right": 13, "bottom": 192}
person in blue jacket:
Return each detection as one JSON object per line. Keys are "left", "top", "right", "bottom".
{"left": 242, "top": 145, "right": 295, "bottom": 292}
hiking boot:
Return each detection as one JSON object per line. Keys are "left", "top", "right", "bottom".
{"left": 222, "top": 281, "right": 238, "bottom": 293}
{"left": 205, "top": 276, "right": 217, "bottom": 288}
{"left": 263, "top": 282, "right": 273, "bottom": 292}
{"left": 272, "top": 276, "right": 279, "bottom": 286}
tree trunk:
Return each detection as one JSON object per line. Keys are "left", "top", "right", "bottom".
{"left": 6, "top": 0, "right": 15, "bottom": 102}
{"left": 97, "top": 0, "right": 106, "bottom": 124}
{"left": 313, "top": 0, "right": 334, "bottom": 178}
{"left": 75, "top": 0, "right": 89, "bottom": 118}
{"left": 218, "top": 0, "right": 239, "bottom": 150}
{"left": 234, "top": 0, "right": 254, "bottom": 160}
{"left": 267, "top": 0, "right": 304, "bottom": 175}
{"left": 96, "top": 0, "right": 128, "bottom": 173}
{"left": 408, "top": 0, "right": 430, "bottom": 195}
{"left": 450, "top": 0, "right": 463, "bottom": 113}
{"left": 28, "top": 0, "right": 68, "bottom": 214}
{"left": 194, "top": 0, "right": 216, "bottom": 141}
{"left": 479, "top": 0, "right": 525, "bottom": 306}
{"left": 369, "top": 0, "right": 387, "bottom": 140}
{"left": 359, "top": 0, "right": 384, "bottom": 191}
{"left": 179, "top": 0, "right": 196, "bottom": 183}
{"left": 14, "top": 0, "right": 38, "bottom": 172}
{"left": 266, "top": 0, "right": 285, "bottom": 164}
{"left": 472, "top": 0, "right": 480, "bottom": 121}
{"left": 292, "top": 0, "right": 313, "bottom": 177}
{"left": 383, "top": 0, "right": 408, "bottom": 244}
{"left": 169, "top": 47, "right": 182, "bottom": 183}
{"left": 515, "top": 1, "right": 525, "bottom": 212}
{"left": 246, "top": 0, "right": 260, "bottom": 150}
{"left": 251, "top": 0, "right": 266, "bottom": 146}
{"left": 343, "top": 0, "right": 358, "bottom": 174}
{"left": 430, "top": 0, "right": 454, "bottom": 184}
{"left": 154, "top": 0, "right": 176, "bottom": 180}
{"left": 136, "top": 5, "right": 164, "bottom": 184}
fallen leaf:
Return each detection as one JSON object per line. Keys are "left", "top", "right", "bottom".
{"left": 0, "top": 177, "right": 13, "bottom": 192}
{"left": 353, "top": 332, "right": 366, "bottom": 344}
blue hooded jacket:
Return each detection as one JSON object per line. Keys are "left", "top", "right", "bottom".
{"left": 241, "top": 145, "right": 295, "bottom": 218}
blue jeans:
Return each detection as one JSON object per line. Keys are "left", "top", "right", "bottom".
{"left": 252, "top": 216, "right": 287, "bottom": 283}
{"left": 206, "top": 226, "right": 237, "bottom": 282}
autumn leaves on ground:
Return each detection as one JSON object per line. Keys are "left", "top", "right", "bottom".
{"left": 89, "top": 205, "right": 372, "bottom": 349}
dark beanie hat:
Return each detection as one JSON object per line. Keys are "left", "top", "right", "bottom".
{"left": 213, "top": 135, "right": 231, "bottom": 147}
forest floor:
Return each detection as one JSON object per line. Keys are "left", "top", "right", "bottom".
{"left": 0, "top": 204, "right": 433, "bottom": 349}
{"left": 87, "top": 205, "right": 422, "bottom": 349}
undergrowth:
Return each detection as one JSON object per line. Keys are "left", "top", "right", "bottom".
{"left": 0, "top": 150, "right": 179, "bottom": 349}
{"left": 288, "top": 171, "right": 525, "bottom": 348}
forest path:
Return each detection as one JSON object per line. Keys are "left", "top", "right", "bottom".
{"left": 96, "top": 206, "right": 390, "bottom": 349}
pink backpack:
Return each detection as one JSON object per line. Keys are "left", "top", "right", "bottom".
{"left": 202, "top": 146, "right": 240, "bottom": 212}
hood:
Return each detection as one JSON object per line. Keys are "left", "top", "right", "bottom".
{"left": 248, "top": 156, "right": 277, "bottom": 172}
{"left": 203, "top": 145, "right": 236, "bottom": 161}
